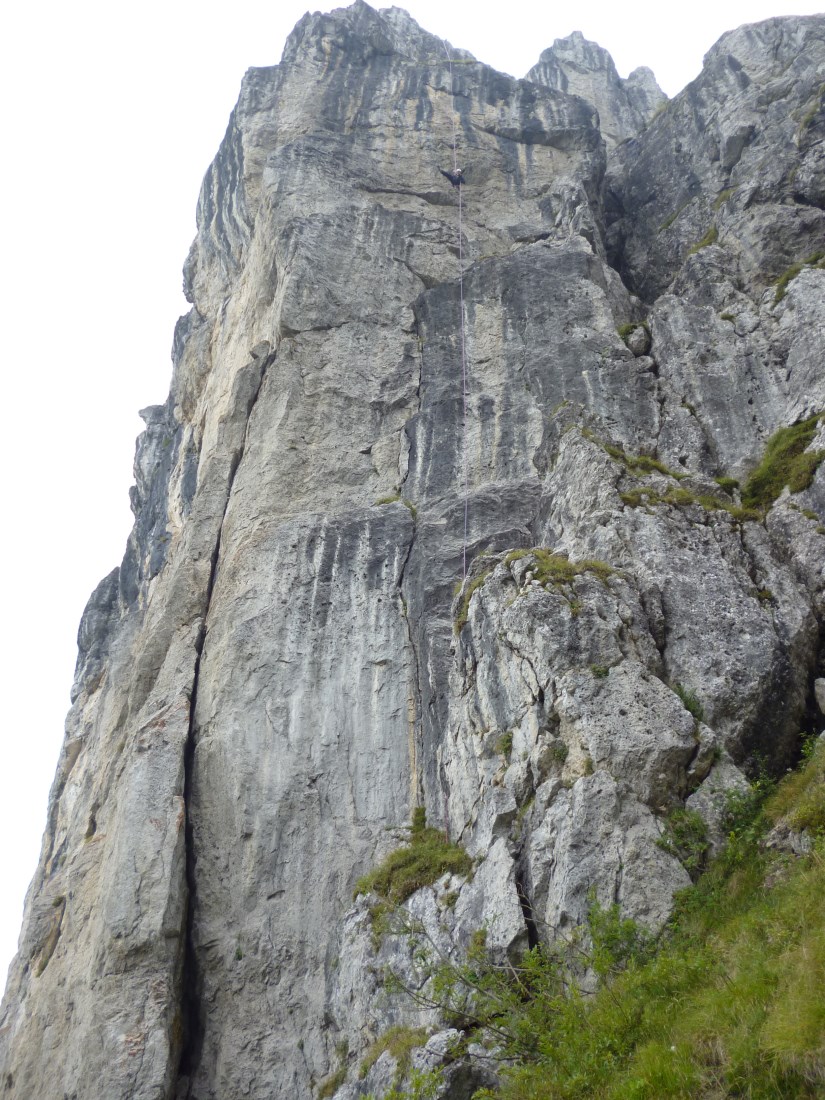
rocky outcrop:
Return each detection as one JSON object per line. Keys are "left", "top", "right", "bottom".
{"left": 1, "top": 5, "right": 823, "bottom": 1100}
{"left": 605, "top": 16, "right": 825, "bottom": 302}
{"left": 528, "top": 31, "right": 667, "bottom": 149}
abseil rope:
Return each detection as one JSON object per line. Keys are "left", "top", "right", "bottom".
{"left": 441, "top": 39, "right": 469, "bottom": 581}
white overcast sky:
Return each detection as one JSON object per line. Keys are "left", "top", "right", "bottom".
{"left": 0, "top": 0, "right": 821, "bottom": 990}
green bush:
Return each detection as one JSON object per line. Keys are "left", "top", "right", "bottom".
{"left": 497, "top": 731, "right": 514, "bottom": 757}
{"left": 656, "top": 809, "right": 709, "bottom": 880}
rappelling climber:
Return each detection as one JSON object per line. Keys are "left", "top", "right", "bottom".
{"left": 439, "top": 166, "right": 465, "bottom": 187}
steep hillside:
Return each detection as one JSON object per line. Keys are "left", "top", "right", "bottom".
{"left": 1, "top": 5, "right": 823, "bottom": 1099}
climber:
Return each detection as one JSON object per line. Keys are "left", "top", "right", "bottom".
{"left": 439, "top": 166, "right": 465, "bottom": 188}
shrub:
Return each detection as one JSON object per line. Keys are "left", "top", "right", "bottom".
{"left": 656, "top": 809, "right": 709, "bottom": 880}
{"left": 496, "top": 731, "right": 514, "bottom": 757}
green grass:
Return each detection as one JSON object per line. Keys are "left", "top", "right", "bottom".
{"left": 687, "top": 224, "right": 718, "bottom": 255}
{"left": 454, "top": 569, "right": 492, "bottom": 634}
{"left": 713, "top": 187, "right": 737, "bottom": 210}
{"left": 741, "top": 414, "right": 825, "bottom": 510}
{"left": 353, "top": 812, "right": 472, "bottom": 940}
{"left": 455, "top": 550, "right": 617, "bottom": 635}
{"left": 317, "top": 1066, "right": 347, "bottom": 1099}
{"left": 359, "top": 1026, "right": 431, "bottom": 1084}
{"left": 504, "top": 548, "right": 615, "bottom": 587}
{"left": 714, "top": 476, "right": 739, "bottom": 493}
{"left": 602, "top": 441, "right": 683, "bottom": 480}
{"left": 658, "top": 200, "right": 691, "bottom": 232}
{"left": 766, "top": 736, "right": 825, "bottom": 834}
{"left": 673, "top": 683, "right": 704, "bottom": 724}
{"left": 620, "top": 485, "right": 761, "bottom": 523}
{"left": 403, "top": 742, "right": 825, "bottom": 1100}
{"left": 774, "top": 251, "right": 825, "bottom": 303}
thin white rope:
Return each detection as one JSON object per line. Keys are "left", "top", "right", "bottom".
{"left": 441, "top": 38, "right": 469, "bottom": 579}
{"left": 459, "top": 184, "right": 468, "bottom": 580}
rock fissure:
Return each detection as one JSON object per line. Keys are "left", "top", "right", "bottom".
{"left": 176, "top": 349, "right": 275, "bottom": 1092}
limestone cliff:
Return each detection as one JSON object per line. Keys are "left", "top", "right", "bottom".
{"left": 1, "top": 5, "right": 823, "bottom": 1099}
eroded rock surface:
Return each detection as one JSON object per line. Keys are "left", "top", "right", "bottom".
{"left": 1, "top": 5, "right": 823, "bottom": 1100}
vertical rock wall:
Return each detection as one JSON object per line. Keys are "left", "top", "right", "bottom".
{"left": 1, "top": 5, "right": 823, "bottom": 1099}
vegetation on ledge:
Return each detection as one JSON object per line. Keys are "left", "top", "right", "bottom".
{"left": 620, "top": 484, "right": 760, "bottom": 523}
{"left": 354, "top": 808, "right": 471, "bottom": 939}
{"left": 741, "top": 414, "right": 824, "bottom": 510}
{"left": 454, "top": 550, "right": 616, "bottom": 634}
{"left": 774, "top": 251, "right": 825, "bottom": 303}
{"left": 388, "top": 737, "right": 825, "bottom": 1100}
{"left": 360, "top": 1026, "right": 431, "bottom": 1085}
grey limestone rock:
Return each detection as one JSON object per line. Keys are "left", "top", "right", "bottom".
{"left": 2, "top": 6, "right": 824, "bottom": 1100}
{"left": 528, "top": 31, "right": 667, "bottom": 149}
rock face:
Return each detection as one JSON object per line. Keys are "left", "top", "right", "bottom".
{"left": 1, "top": 5, "right": 824, "bottom": 1099}
{"left": 528, "top": 31, "right": 667, "bottom": 149}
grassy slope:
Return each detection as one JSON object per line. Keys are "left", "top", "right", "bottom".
{"left": 482, "top": 740, "right": 825, "bottom": 1100}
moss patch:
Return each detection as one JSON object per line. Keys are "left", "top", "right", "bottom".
{"left": 658, "top": 200, "right": 691, "bottom": 232}
{"left": 713, "top": 187, "right": 737, "bottom": 210}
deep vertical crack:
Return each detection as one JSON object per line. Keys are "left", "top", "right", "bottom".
{"left": 176, "top": 349, "right": 274, "bottom": 1093}
{"left": 514, "top": 863, "right": 540, "bottom": 950}
{"left": 398, "top": 304, "right": 426, "bottom": 814}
